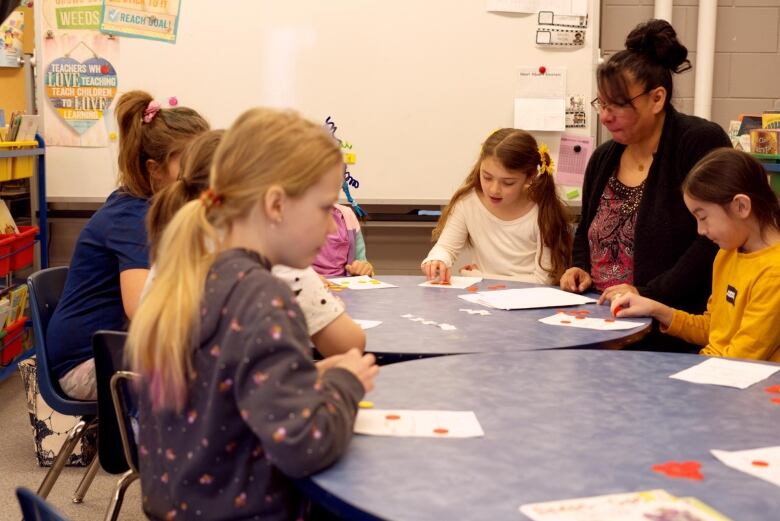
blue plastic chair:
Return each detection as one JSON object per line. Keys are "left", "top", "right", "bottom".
{"left": 27, "top": 267, "right": 100, "bottom": 502}
{"left": 16, "top": 487, "right": 69, "bottom": 521}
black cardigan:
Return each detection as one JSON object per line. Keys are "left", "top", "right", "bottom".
{"left": 573, "top": 106, "right": 732, "bottom": 313}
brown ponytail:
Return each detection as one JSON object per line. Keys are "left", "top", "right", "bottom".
{"left": 146, "top": 129, "right": 224, "bottom": 261}
{"left": 114, "top": 90, "right": 209, "bottom": 198}
{"left": 528, "top": 146, "right": 572, "bottom": 283}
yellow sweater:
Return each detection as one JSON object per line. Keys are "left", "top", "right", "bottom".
{"left": 663, "top": 242, "right": 780, "bottom": 362}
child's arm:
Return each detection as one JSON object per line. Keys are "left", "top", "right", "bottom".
{"left": 421, "top": 200, "right": 469, "bottom": 280}
{"left": 272, "top": 266, "right": 366, "bottom": 355}
{"left": 612, "top": 292, "right": 710, "bottom": 346}
{"left": 312, "top": 311, "right": 366, "bottom": 357}
{"left": 120, "top": 268, "right": 150, "bottom": 318}
{"left": 346, "top": 260, "right": 374, "bottom": 276}
{"left": 611, "top": 292, "right": 676, "bottom": 328}
{"left": 234, "top": 308, "right": 376, "bottom": 478}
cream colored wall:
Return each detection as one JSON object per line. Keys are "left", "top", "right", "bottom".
{"left": 48, "top": 2, "right": 776, "bottom": 270}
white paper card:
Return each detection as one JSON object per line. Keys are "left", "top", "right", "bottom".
{"left": 354, "top": 409, "right": 484, "bottom": 438}
{"left": 419, "top": 276, "right": 482, "bottom": 289}
{"left": 514, "top": 98, "right": 566, "bottom": 131}
{"left": 326, "top": 275, "right": 398, "bottom": 290}
{"left": 537, "top": 0, "right": 588, "bottom": 16}
{"left": 354, "top": 319, "right": 382, "bottom": 330}
{"left": 669, "top": 358, "right": 780, "bottom": 389}
{"left": 711, "top": 446, "right": 780, "bottom": 488}
{"left": 461, "top": 287, "right": 596, "bottom": 310}
{"left": 539, "top": 312, "right": 645, "bottom": 331}
{"left": 486, "top": 0, "right": 536, "bottom": 13}
{"left": 520, "top": 490, "right": 728, "bottom": 521}
{"left": 514, "top": 66, "right": 566, "bottom": 131}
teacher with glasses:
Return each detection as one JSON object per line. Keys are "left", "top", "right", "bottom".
{"left": 560, "top": 19, "right": 730, "bottom": 351}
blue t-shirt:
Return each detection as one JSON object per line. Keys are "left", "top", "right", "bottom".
{"left": 47, "top": 189, "right": 150, "bottom": 379}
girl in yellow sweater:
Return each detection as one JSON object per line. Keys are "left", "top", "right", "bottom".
{"left": 611, "top": 148, "right": 780, "bottom": 362}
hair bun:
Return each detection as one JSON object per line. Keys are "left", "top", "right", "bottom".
{"left": 625, "top": 19, "right": 690, "bottom": 73}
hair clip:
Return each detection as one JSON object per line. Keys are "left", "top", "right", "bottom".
{"left": 538, "top": 143, "right": 555, "bottom": 175}
{"left": 142, "top": 100, "right": 162, "bottom": 124}
{"left": 200, "top": 188, "right": 223, "bottom": 209}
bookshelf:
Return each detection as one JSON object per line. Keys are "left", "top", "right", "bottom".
{"left": 0, "top": 134, "right": 48, "bottom": 382}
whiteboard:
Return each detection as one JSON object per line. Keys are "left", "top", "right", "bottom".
{"left": 37, "top": 0, "right": 599, "bottom": 203}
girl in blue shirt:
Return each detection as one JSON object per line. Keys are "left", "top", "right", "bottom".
{"left": 47, "top": 90, "right": 208, "bottom": 400}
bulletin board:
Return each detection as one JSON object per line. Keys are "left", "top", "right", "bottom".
{"left": 36, "top": 0, "right": 600, "bottom": 203}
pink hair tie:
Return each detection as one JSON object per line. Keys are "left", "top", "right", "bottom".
{"left": 142, "top": 100, "right": 162, "bottom": 124}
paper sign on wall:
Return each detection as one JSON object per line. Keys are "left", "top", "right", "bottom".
{"left": 486, "top": 0, "right": 536, "bottom": 13}
{"left": 99, "top": 0, "right": 181, "bottom": 43}
{"left": 45, "top": 55, "right": 117, "bottom": 135}
{"left": 41, "top": 31, "right": 119, "bottom": 146}
{"left": 514, "top": 66, "right": 566, "bottom": 132}
{"left": 0, "top": 11, "right": 24, "bottom": 68}
{"left": 51, "top": 0, "right": 103, "bottom": 31}
{"left": 556, "top": 134, "right": 592, "bottom": 186}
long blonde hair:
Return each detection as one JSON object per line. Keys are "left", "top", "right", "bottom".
{"left": 432, "top": 129, "right": 572, "bottom": 282}
{"left": 127, "top": 108, "right": 343, "bottom": 411}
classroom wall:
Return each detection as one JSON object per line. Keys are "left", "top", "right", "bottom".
{"left": 48, "top": 3, "right": 778, "bottom": 272}
{"left": 601, "top": 0, "right": 780, "bottom": 130}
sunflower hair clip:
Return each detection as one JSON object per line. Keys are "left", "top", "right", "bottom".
{"left": 538, "top": 143, "right": 555, "bottom": 176}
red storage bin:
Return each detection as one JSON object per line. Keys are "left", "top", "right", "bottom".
{"left": 1, "top": 316, "right": 27, "bottom": 366}
{"left": 0, "top": 234, "right": 15, "bottom": 277}
{"left": 0, "top": 226, "right": 38, "bottom": 275}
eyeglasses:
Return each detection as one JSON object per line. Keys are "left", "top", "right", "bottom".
{"left": 590, "top": 91, "right": 650, "bottom": 113}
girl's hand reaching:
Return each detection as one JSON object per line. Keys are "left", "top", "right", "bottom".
{"left": 610, "top": 292, "right": 674, "bottom": 328}
{"left": 332, "top": 348, "right": 379, "bottom": 393}
{"left": 421, "top": 260, "right": 451, "bottom": 283}
{"left": 346, "top": 260, "right": 374, "bottom": 277}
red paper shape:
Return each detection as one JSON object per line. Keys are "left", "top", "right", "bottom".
{"left": 764, "top": 385, "right": 780, "bottom": 394}
{"left": 651, "top": 461, "right": 704, "bottom": 481}
{"left": 771, "top": 398, "right": 780, "bottom": 405}
{"left": 752, "top": 460, "right": 770, "bottom": 467}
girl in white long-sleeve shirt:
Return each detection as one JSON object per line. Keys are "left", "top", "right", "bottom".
{"left": 421, "top": 129, "right": 572, "bottom": 284}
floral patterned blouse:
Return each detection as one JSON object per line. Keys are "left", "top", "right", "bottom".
{"left": 137, "top": 248, "right": 364, "bottom": 521}
{"left": 587, "top": 175, "right": 645, "bottom": 291}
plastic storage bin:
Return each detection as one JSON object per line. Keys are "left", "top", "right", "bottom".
{"left": 0, "top": 315, "right": 27, "bottom": 366}
{"left": 0, "top": 140, "right": 37, "bottom": 182}
{"left": 0, "top": 226, "right": 38, "bottom": 276}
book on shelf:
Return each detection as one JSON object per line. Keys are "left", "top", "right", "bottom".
{"left": 14, "top": 115, "right": 39, "bottom": 142}
{"left": 2, "top": 112, "right": 38, "bottom": 142}
{"left": 0, "top": 200, "right": 19, "bottom": 234}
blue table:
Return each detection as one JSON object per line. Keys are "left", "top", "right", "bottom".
{"left": 340, "top": 276, "right": 650, "bottom": 357}
{"left": 305, "top": 350, "right": 780, "bottom": 520}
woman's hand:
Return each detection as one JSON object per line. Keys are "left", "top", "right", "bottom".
{"left": 559, "top": 267, "right": 592, "bottom": 293}
{"left": 597, "top": 283, "right": 638, "bottom": 305}
{"left": 421, "top": 260, "right": 451, "bottom": 283}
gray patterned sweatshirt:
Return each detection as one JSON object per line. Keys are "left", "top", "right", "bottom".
{"left": 138, "top": 248, "right": 364, "bottom": 520}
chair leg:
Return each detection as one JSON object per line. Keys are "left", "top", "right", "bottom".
{"left": 72, "top": 455, "right": 101, "bottom": 503}
{"left": 36, "top": 417, "right": 94, "bottom": 499}
{"left": 103, "top": 470, "right": 138, "bottom": 521}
